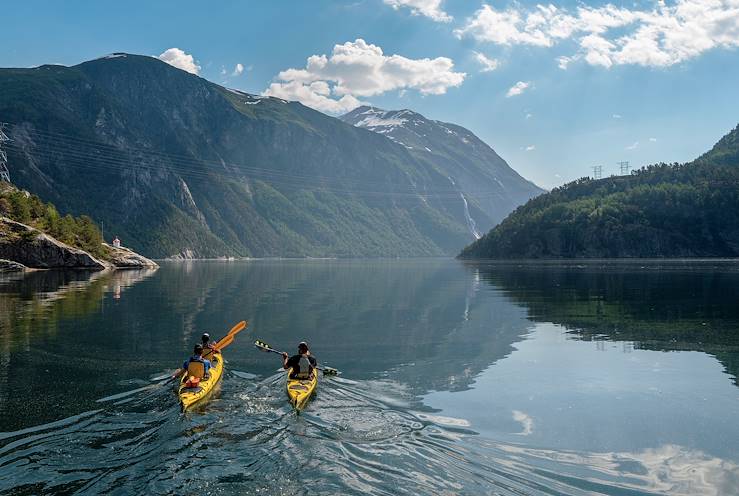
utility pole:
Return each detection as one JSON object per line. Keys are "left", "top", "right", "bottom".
{"left": 0, "top": 124, "right": 10, "bottom": 183}
{"left": 591, "top": 165, "right": 602, "bottom": 180}
{"left": 617, "top": 161, "right": 630, "bottom": 175}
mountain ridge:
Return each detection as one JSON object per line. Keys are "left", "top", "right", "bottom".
{"left": 340, "top": 105, "right": 544, "bottom": 238}
{"left": 1, "top": 53, "right": 541, "bottom": 258}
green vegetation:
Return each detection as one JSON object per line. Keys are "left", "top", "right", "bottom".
{"left": 473, "top": 263, "right": 739, "bottom": 385}
{"left": 0, "top": 185, "right": 104, "bottom": 258}
{"left": 460, "top": 124, "right": 739, "bottom": 259}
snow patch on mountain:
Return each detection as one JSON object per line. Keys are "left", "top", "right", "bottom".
{"left": 353, "top": 107, "right": 408, "bottom": 129}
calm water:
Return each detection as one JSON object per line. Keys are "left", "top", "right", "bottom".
{"left": 1, "top": 260, "right": 738, "bottom": 495}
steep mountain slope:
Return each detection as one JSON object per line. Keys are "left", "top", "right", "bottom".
{"left": 459, "top": 124, "right": 739, "bottom": 259}
{"left": 340, "top": 106, "right": 544, "bottom": 237}
{"left": 0, "top": 53, "right": 538, "bottom": 258}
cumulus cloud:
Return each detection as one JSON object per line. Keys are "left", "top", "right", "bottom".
{"left": 506, "top": 81, "right": 531, "bottom": 97}
{"left": 264, "top": 39, "right": 466, "bottom": 114}
{"left": 455, "top": 1, "right": 739, "bottom": 69}
{"left": 384, "top": 0, "right": 452, "bottom": 22}
{"left": 158, "top": 48, "right": 201, "bottom": 75}
{"left": 233, "top": 63, "right": 245, "bottom": 76}
{"left": 473, "top": 51, "right": 499, "bottom": 72}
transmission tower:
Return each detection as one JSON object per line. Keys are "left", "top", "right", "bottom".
{"left": 0, "top": 124, "right": 10, "bottom": 183}
{"left": 617, "top": 161, "right": 630, "bottom": 175}
{"left": 591, "top": 165, "right": 602, "bottom": 180}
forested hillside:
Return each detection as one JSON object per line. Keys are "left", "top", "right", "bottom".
{"left": 460, "top": 125, "right": 739, "bottom": 259}
{"left": 0, "top": 183, "right": 103, "bottom": 258}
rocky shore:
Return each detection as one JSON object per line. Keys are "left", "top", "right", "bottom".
{"left": 0, "top": 216, "right": 157, "bottom": 270}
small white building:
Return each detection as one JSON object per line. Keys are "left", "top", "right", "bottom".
{"left": 112, "top": 236, "right": 121, "bottom": 248}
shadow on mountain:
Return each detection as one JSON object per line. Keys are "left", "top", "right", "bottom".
{"left": 464, "top": 260, "right": 739, "bottom": 386}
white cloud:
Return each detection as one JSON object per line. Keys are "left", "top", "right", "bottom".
{"left": 473, "top": 51, "right": 499, "bottom": 72}
{"left": 557, "top": 55, "right": 575, "bottom": 69}
{"left": 506, "top": 81, "right": 531, "bottom": 97}
{"left": 627, "top": 141, "right": 640, "bottom": 150}
{"left": 158, "top": 48, "right": 201, "bottom": 75}
{"left": 233, "top": 63, "right": 245, "bottom": 76}
{"left": 455, "top": 1, "right": 739, "bottom": 69}
{"left": 525, "top": 145, "right": 536, "bottom": 151}
{"left": 525, "top": 112, "right": 533, "bottom": 119}
{"left": 613, "top": 113, "right": 622, "bottom": 119}
{"left": 384, "top": 0, "right": 452, "bottom": 22}
{"left": 264, "top": 39, "right": 466, "bottom": 114}
{"left": 649, "top": 137, "right": 658, "bottom": 142}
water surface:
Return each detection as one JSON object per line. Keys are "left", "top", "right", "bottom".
{"left": 1, "top": 260, "right": 738, "bottom": 495}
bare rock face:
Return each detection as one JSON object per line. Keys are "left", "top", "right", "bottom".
{"left": 0, "top": 217, "right": 107, "bottom": 269}
{"left": 167, "top": 249, "right": 196, "bottom": 260}
{"left": 0, "top": 259, "right": 26, "bottom": 272}
{"left": 102, "top": 243, "right": 158, "bottom": 268}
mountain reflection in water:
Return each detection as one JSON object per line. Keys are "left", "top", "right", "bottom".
{"left": 1, "top": 260, "right": 737, "bottom": 495}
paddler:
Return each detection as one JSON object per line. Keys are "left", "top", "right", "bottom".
{"left": 173, "top": 344, "right": 212, "bottom": 386}
{"left": 201, "top": 333, "right": 220, "bottom": 359}
{"left": 282, "top": 341, "right": 317, "bottom": 379}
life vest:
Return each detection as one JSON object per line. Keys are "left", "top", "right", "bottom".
{"left": 186, "top": 357, "right": 206, "bottom": 379}
{"left": 294, "top": 355, "right": 313, "bottom": 379}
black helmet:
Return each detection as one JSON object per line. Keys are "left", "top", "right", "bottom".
{"left": 202, "top": 333, "right": 210, "bottom": 343}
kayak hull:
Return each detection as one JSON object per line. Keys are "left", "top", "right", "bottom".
{"left": 286, "top": 371, "right": 318, "bottom": 410}
{"left": 178, "top": 353, "right": 224, "bottom": 410}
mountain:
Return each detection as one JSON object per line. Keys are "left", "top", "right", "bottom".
{"left": 340, "top": 106, "right": 544, "bottom": 237}
{"left": 459, "top": 124, "right": 739, "bottom": 259}
{"left": 0, "top": 54, "right": 540, "bottom": 258}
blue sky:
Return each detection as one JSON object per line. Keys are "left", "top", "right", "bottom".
{"left": 2, "top": 0, "right": 739, "bottom": 188}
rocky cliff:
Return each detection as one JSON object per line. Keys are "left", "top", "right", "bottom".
{"left": 0, "top": 217, "right": 157, "bottom": 269}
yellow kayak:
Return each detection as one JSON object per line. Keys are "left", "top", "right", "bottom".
{"left": 286, "top": 371, "right": 318, "bottom": 410}
{"left": 178, "top": 353, "right": 224, "bottom": 410}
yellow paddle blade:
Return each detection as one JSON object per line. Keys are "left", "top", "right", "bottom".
{"left": 214, "top": 334, "right": 235, "bottom": 351}
{"left": 228, "top": 320, "right": 247, "bottom": 337}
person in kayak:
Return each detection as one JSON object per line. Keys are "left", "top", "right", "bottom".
{"left": 174, "top": 344, "right": 212, "bottom": 384}
{"left": 282, "top": 341, "right": 317, "bottom": 379}
{"left": 201, "top": 333, "right": 220, "bottom": 359}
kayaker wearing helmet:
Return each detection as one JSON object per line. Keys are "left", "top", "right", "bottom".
{"left": 174, "top": 344, "right": 212, "bottom": 386}
{"left": 201, "top": 333, "right": 220, "bottom": 359}
{"left": 282, "top": 341, "right": 317, "bottom": 379}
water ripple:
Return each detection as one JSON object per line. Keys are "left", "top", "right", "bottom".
{"left": 2, "top": 372, "right": 737, "bottom": 495}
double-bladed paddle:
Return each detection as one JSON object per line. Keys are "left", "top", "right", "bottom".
{"left": 254, "top": 339, "right": 338, "bottom": 376}
{"left": 168, "top": 320, "right": 249, "bottom": 382}
{"left": 203, "top": 320, "right": 248, "bottom": 357}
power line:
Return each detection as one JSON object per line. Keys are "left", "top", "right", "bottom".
{"left": 617, "top": 161, "right": 630, "bottom": 175}
{"left": 0, "top": 124, "right": 10, "bottom": 183}
{"left": 591, "top": 165, "right": 602, "bottom": 180}
{"left": 2, "top": 123, "right": 514, "bottom": 199}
